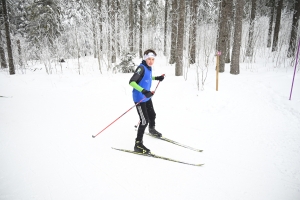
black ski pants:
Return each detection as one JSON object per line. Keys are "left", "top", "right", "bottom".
{"left": 135, "top": 99, "right": 156, "bottom": 141}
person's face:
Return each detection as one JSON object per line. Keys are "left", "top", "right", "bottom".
{"left": 145, "top": 57, "right": 155, "bottom": 66}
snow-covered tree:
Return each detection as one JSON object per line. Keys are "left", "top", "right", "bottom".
{"left": 26, "top": 0, "right": 62, "bottom": 59}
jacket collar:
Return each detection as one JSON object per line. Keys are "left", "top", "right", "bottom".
{"left": 141, "top": 60, "right": 152, "bottom": 71}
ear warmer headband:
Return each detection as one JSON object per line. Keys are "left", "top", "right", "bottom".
{"left": 143, "top": 52, "right": 156, "bottom": 60}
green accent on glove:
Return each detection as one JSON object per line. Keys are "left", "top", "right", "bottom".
{"left": 129, "top": 81, "right": 144, "bottom": 92}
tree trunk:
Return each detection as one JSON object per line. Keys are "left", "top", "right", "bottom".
{"left": 17, "top": 39, "right": 23, "bottom": 67}
{"left": 139, "top": 0, "right": 143, "bottom": 58}
{"left": 129, "top": 0, "right": 134, "bottom": 52}
{"left": 98, "top": 0, "right": 103, "bottom": 52}
{"left": 245, "top": 0, "right": 257, "bottom": 57}
{"left": 107, "top": 0, "right": 111, "bottom": 66}
{"left": 75, "top": 26, "right": 81, "bottom": 75}
{"left": 92, "top": 18, "right": 97, "bottom": 58}
{"left": 163, "top": 0, "right": 168, "bottom": 56}
{"left": 116, "top": 0, "right": 121, "bottom": 57}
{"left": 2, "top": 0, "right": 15, "bottom": 75}
{"left": 175, "top": 0, "right": 185, "bottom": 76}
{"left": 189, "top": 0, "right": 198, "bottom": 64}
{"left": 217, "top": 0, "right": 232, "bottom": 72}
{"left": 169, "top": 0, "right": 178, "bottom": 64}
{"left": 225, "top": 36, "right": 231, "bottom": 63}
{"left": 272, "top": 0, "right": 283, "bottom": 52}
{"left": 230, "top": 0, "right": 244, "bottom": 75}
{"left": 111, "top": 0, "right": 116, "bottom": 63}
{"left": 0, "top": 34, "right": 7, "bottom": 69}
{"left": 226, "top": 0, "right": 233, "bottom": 64}
{"left": 287, "top": 0, "right": 300, "bottom": 58}
{"left": 267, "top": 0, "right": 275, "bottom": 48}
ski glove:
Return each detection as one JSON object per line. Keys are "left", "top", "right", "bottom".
{"left": 142, "top": 89, "right": 154, "bottom": 98}
{"left": 155, "top": 75, "right": 165, "bottom": 82}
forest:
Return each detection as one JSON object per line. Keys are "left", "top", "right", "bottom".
{"left": 1, "top": 2, "right": 300, "bottom": 198}
{"left": 0, "top": 0, "right": 299, "bottom": 76}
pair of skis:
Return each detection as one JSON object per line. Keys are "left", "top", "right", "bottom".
{"left": 112, "top": 133, "right": 204, "bottom": 167}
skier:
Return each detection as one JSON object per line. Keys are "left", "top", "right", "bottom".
{"left": 129, "top": 49, "right": 165, "bottom": 154}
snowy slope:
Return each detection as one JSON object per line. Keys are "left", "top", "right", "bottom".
{"left": 0, "top": 56, "right": 299, "bottom": 200}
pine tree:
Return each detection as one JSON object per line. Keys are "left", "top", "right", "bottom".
{"left": 26, "top": 0, "right": 62, "bottom": 57}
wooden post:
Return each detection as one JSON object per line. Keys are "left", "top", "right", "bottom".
{"left": 216, "top": 51, "right": 221, "bottom": 91}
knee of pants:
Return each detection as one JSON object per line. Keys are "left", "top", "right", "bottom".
{"left": 139, "top": 119, "right": 149, "bottom": 128}
{"left": 149, "top": 113, "right": 156, "bottom": 121}
{"left": 139, "top": 117, "right": 149, "bottom": 127}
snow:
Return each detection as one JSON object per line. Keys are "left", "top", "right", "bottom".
{"left": 0, "top": 56, "right": 300, "bottom": 200}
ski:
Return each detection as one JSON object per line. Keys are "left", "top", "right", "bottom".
{"left": 112, "top": 147, "right": 204, "bottom": 167}
{"left": 145, "top": 132, "right": 203, "bottom": 152}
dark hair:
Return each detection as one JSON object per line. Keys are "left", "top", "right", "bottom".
{"left": 143, "top": 49, "right": 157, "bottom": 56}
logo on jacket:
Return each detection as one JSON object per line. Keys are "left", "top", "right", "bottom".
{"left": 136, "top": 68, "right": 142, "bottom": 75}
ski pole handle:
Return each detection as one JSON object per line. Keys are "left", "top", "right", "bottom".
{"left": 154, "top": 74, "right": 165, "bottom": 91}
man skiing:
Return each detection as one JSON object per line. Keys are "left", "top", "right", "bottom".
{"left": 129, "top": 49, "right": 165, "bottom": 154}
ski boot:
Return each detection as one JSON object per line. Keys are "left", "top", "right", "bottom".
{"left": 149, "top": 126, "right": 162, "bottom": 138}
{"left": 134, "top": 140, "right": 151, "bottom": 154}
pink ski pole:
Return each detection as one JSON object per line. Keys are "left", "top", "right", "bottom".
{"left": 92, "top": 97, "right": 146, "bottom": 138}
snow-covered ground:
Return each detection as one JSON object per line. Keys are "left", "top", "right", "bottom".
{"left": 0, "top": 56, "right": 299, "bottom": 200}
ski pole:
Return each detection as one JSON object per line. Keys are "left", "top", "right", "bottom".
{"left": 92, "top": 78, "right": 164, "bottom": 138}
{"left": 153, "top": 74, "right": 164, "bottom": 91}
{"left": 92, "top": 97, "right": 147, "bottom": 138}
{"left": 289, "top": 39, "right": 300, "bottom": 100}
